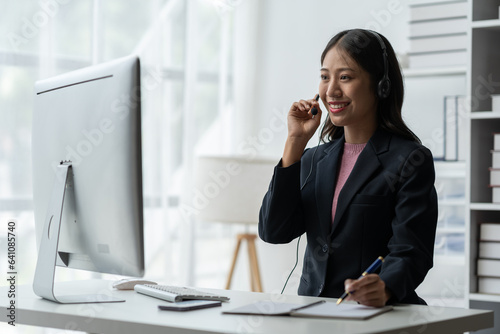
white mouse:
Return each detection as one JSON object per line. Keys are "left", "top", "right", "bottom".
{"left": 112, "top": 278, "right": 158, "bottom": 290}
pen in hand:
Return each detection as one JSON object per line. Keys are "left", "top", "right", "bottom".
{"left": 336, "top": 256, "right": 385, "bottom": 305}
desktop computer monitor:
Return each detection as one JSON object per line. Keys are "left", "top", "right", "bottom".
{"left": 31, "top": 55, "right": 144, "bottom": 303}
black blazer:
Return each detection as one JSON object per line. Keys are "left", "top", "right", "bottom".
{"left": 259, "top": 128, "right": 438, "bottom": 304}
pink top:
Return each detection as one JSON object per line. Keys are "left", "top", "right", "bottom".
{"left": 331, "top": 142, "right": 367, "bottom": 224}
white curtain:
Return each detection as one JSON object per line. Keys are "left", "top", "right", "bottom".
{"left": 0, "top": 1, "right": 242, "bottom": 313}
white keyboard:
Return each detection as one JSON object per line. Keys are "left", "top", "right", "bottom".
{"left": 134, "top": 284, "right": 230, "bottom": 303}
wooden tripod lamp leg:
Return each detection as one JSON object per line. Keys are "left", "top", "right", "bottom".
{"left": 246, "top": 234, "right": 263, "bottom": 292}
{"left": 225, "top": 235, "right": 243, "bottom": 290}
{"left": 226, "top": 233, "right": 263, "bottom": 292}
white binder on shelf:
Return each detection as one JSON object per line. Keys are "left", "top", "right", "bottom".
{"left": 444, "top": 96, "right": 467, "bottom": 161}
{"left": 410, "top": 1, "right": 467, "bottom": 22}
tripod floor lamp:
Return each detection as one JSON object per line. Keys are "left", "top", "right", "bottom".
{"left": 195, "top": 155, "right": 277, "bottom": 292}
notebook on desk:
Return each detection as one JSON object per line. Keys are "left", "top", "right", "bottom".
{"left": 223, "top": 300, "right": 393, "bottom": 320}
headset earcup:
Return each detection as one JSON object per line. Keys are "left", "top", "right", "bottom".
{"left": 378, "top": 78, "right": 391, "bottom": 99}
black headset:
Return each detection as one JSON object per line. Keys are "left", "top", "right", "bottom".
{"left": 368, "top": 30, "right": 391, "bottom": 99}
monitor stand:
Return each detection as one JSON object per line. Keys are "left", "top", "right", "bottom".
{"left": 33, "top": 162, "right": 124, "bottom": 304}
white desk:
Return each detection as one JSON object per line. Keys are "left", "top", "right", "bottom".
{"left": 0, "top": 280, "right": 493, "bottom": 334}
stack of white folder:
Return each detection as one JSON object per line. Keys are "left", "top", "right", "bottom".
{"left": 477, "top": 223, "right": 500, "bottom": 294}
{"left": 490, "top": 134, "right": 500, "bottom": 202}
{"left": 408, "top": 1, "right": 468, "bottom": 68}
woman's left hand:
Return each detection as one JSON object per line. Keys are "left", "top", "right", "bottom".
{"left": 344, "top": 274, "right": 391, "bottom": 307}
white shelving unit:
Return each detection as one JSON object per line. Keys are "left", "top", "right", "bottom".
{"left": 404, "top": 1, "right": 470, "bottom": 306}
{"left": 471, "top": 111, "right": 500, "bottom": 119}
{"left": 467, "top": 1, "right": 500, "bottom": 332}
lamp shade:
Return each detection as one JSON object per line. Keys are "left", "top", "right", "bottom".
{"left": 194, "top": 155, "right": 277, "bottom": 225}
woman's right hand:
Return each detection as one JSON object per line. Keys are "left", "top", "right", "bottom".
{"left": 282, "top": 95, "right": 322, "bottom": 167}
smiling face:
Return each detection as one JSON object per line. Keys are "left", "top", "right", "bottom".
{"left": 319, "top": 45, "right": 378, "bottom": 143}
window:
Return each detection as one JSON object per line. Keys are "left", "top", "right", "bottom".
{"left": 0, "top": 2, "right": 237, "bottom": 320}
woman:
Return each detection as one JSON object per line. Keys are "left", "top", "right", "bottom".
{"left": 259, "top": 29, "right": 438, "bottom": 307}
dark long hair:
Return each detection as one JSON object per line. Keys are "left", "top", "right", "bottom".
{"left": 319, "top": 29, "right": 420, "bottom": 144}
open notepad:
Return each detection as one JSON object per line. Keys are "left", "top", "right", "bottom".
{"left": 223, "top": 300, "right": 393, "bottom": 320}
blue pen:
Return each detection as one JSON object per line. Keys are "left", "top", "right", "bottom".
{"left": 336, "top": 256, "right": 385, "bottom": 305}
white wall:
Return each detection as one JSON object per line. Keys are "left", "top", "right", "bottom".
{"left": 251, "top": 0, "right": 410, "bottom": 157}
{"left": 243, "top": 0, "right": 411, "bottom": 294}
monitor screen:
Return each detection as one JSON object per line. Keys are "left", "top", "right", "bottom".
{"left": 32, "top": 55, "right": 144, "bottom": 303}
